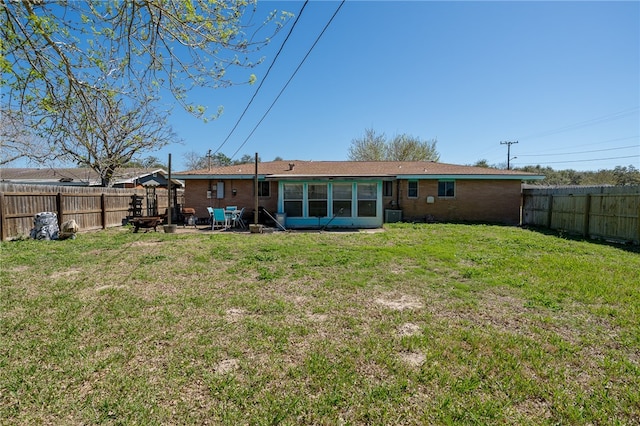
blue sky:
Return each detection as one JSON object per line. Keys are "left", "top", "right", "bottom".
{"left": 157, "top": 0, "right": 639, "bottom": 172}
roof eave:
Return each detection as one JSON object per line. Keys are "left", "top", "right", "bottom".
{"left": 178, "top": 174, "right": 265, "bottom": 180}
{"left": 399, "top": 174, "right": 546, "bottom": 180}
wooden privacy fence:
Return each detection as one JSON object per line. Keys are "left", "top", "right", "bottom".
{"left": 0, "top": 183, "right": 177, "bottom": 241}
{"left": 522, "top": 186, "right": 640, "bottom": 245}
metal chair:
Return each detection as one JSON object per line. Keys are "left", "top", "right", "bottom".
{"left": 211, "top": 208, "right": 228, "bottom": 230}
{"left": 232, "top": 207, "right": 246, "bottom": 229}
{"left": 207, "top": 207, "right": 214, "bottom": 226}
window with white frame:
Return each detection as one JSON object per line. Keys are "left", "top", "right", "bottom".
{"left": 283, "top": 183, "right": 303, "bottom": 216}
{"left": 332, "top": 183, "right": 352, "bottom": 217}
{"left": 308, "top": 183, "right": 328, "bottom": 217}
{"left": 438, "top": 180, "right": 455, "bottom": 197}
{"left": 407, "top": 181, "right": 418, "bottom": 198}
{"left": 357, "top": 183, "right": 377, "bottom": 217}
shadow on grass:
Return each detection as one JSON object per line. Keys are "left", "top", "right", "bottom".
{"left": 522, "top": 225, "right": 640, "bottom": 254}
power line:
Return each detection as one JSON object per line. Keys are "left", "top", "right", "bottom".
{"left": 517, "top": 135, "right": 639, "bottom": 155}
{"left": 470, "top": 130, "right": 638, "bottom": 165}
{"left": 517, "top": 155, "right": 639, "bottom": 166}
{"left": 517, "top": 144, "right": 639, "bottom": 157}
{"left": 230, "top": 0, "right": 346, "bottom": 159}
{"left": 517, "top": 106, "right": 639, "bottom": 141}
{"left": 211, "top": 1, "right": 310, "bottom": 156}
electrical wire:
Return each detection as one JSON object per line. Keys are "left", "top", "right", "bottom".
{"left": 517, "top": 143, "right": 639, "bottom": 157}
{"left": 210, "top": 1, "right": 310, "bottom": 156}
{"left": 230, "top": 0, "right": 346, "bottom": 159}
{"left": 486, "top": 135, "right": 639, "bottom": 168}
{"left": 517, "top": 135, "right": 639, "bottom": 155}
{"left": 517, "top": 106, "right": 639, "bottom": 141}
{"left": 516, "top": 155, "right": 639, "bottom": 166}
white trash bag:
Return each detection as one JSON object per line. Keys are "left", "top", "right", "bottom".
{"left": 30, "top": 212, "right": 60, "bottom": 240}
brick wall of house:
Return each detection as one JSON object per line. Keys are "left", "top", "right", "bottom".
{"left": 398, "top": 179, "right": 522, "bottom": 225}
{"left": 184, "top": 178, "right": 522, "bottom": 225}
{"left": 183, "top": 179, "right": 279, "bottom": 223}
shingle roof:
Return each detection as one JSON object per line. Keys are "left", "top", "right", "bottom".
{"left": 176, "top": 160, "right": 544, "bottom": 179}
{"left": 0, "top": 167, "right": 175, "bottom": 185}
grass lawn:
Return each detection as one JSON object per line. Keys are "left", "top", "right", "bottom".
{"left": 1, "top": 223, "right": 639, "bottom": 425}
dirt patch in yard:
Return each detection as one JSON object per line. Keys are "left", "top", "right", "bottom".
{"left": 214, "top": 358, "right": 240, "bottom": 374}
{"left": 50, "top": 268, "right": 82, "bottom": 280}
{"left": 398, "top": 322, "right": 421, "bottom": 337}
{"left": 225, "top": 308, "right": 247, "bottom": 323}
{"left": 399, "top": 351, "right": 426, "bottom": 367}
{"left": 126, "top": 240, "right": 164, "bottom": 248}
{"left": 374, "top": 294, "right": 423, "bottom": 311}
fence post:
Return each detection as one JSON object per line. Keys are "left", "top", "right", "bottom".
{"left": 57, "top": 192, "right": 64, "bottom": 223}
{"left": 101, "top": 193, "right": 107, "bottom": 229}
{"left": 0, "top": 192, "right": 6, "bottom": 241}
{"left": 546, "top": 194, "right": 553, "bottom": 229}
{"left": 583, "top": 194, "right": 591, "bottom": 238}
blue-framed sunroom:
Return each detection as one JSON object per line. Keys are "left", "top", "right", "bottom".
{"left": 275, "top": 179, "right": 384, "bottom": 229}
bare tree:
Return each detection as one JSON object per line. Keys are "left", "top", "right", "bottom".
{"left": 0, "top": 110, "right": 49, "bottom": 165}
{"left": 52, "top": 93, "right": 178, "bottom": 186}
{"left": 183, "top": 151, "right": 210, "bottom": 171}
{"left": 183, "top": 151, "right": 259, "bottom": 171}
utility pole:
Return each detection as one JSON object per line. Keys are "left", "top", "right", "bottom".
{"left": 206, "top": 149, "right": 212, "bottom": 171}
{"left": 500, "top": 141, "right": 518, "bottom": 170}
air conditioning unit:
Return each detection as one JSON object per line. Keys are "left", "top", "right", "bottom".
{"left": 384, "top": 209, "right": 402, "bottom": 223}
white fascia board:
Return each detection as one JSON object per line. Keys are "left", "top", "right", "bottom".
{"left": 397, "top": 174, "right": 546, "bottom": 180}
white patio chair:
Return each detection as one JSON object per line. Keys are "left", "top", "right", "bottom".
{"left": 232, "top": 207, "right": 246, "bottom": 229}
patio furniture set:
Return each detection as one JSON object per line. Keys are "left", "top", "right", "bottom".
{"left": 207, "top": 206, "right": 246, "bottom": 231}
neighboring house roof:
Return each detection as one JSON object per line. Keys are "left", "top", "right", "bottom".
{"left": 0, "top": 167, "right": 184, "bottom": 187}
{"left": 0, "top": 167, "right": 102, "bottom": 185}
{"left": 176, "top": 160, "right": 545, "bottom": 180}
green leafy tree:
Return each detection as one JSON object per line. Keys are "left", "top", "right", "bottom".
{"left": 517, "top": 164, "right": 640, "bottom": 186}
{"left": 387, "top": 134, "right": 439, "bottom": 162}
{"left": 473, "top": 159, "right": 492, "bottom": 168}
{"left": 1, "top": 1, "right": 291, "bottom": 164}
{"left": 235, "top": 154, "right": 255, "bottom": 165}
{"left": 1, "top": 1, "right": 290, "bottom": 118}
{"left": 612, "top": 165, "right": 640, "bottom": 186}
{"left": 348, "top": 128, "right": 439, "bottom": 161}
{"left": 348, "top": 129, "right": 387, "bottom": 161}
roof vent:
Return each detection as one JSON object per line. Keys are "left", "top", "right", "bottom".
{"left": 288, "top": 163, "right": 295, "bottom": 171}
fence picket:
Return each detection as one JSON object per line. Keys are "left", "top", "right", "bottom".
{"left": 0, "top": 183, "right": 183, "bottom": 240}
{"left": 523, "top": 186, "right": 640, "bottom": 245}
